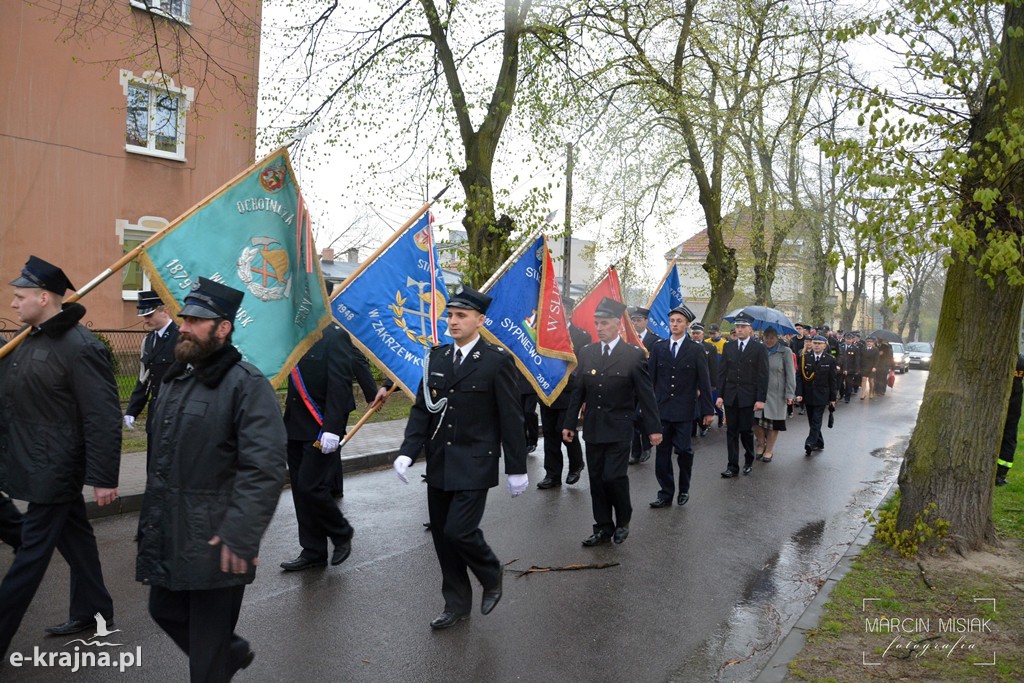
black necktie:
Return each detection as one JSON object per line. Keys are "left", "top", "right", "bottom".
{"left": 603, "top": 344, "right": 610, "bottom": 359}
{"left": 671, "top": 341, "right": 679, "bottom": 358}
{"left": 454, "top": 349, "right": 463, "bottom": 374}
{"left": 739, "top": 341, "right": 745, "bottom": 353}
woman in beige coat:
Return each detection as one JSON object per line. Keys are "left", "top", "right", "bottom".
{"left": 754, "top": 327, "right": 796, "bottom": 463}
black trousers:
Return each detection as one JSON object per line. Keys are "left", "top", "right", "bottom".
{"left": 631, "top": 417, "right": 652, "bottom": 458}
{"left": 330, "top": 453, "right": 344, "bottom": 497}
{"left": 584, "top": 440, "right": 632, "bottom": 533}
{"left": 539, "top": 404, "right": 583, "bottom": 481}
{"left": 0, "top": 494, "right": 22, "bottom": 549}
{"left": 0, "top": 496, "right": 113, "bottom": 657}
{"left": 522, "top": 394, "right": 539, "bottom": 447}
{"left": 288, "top": 440, "right": 353, "bottom": 561}
{"left": 998, "top": 390, "right": 1022, "bottom": 476}
{"left": 149, "top": 584, "right": 249, "bottom": 683}
{"left": 655, "top": 420, "right": 695, "bottom": 500}
{"left": 804, "top": 404, "right": 826, "bottom": 450}
{"left": 724, "top": 404, "right": 756, "bottom": 471}
{"left": 426, "top": 486, "right": 499, "bottom": 615}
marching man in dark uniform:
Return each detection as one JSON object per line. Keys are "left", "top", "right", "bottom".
{"left": 563, "top": 298, "right": 661, "bottom": 546}
{"left": 839, "top": 332, "right": 860, "bottom": 403}
{"left": 394, "top": 287, "right": 528, "bottom": 630}
{"left": 0, "top": 493, "right": 21, "bottom": 551}
{"left": 648, "top": 305, "right": 714, "bottom": 508}
{"left": 136, "top": 278, "right": 287, "bottom": 680}
{"left": 795, "top": 335, "right": 839, "bottom": 456}
{"left": 996, "top": 352, "right": 1024, "bottom": 486}
{"left": 628, "top": 306, "right": 661, "bottom": 464}
{"left": 689, "top": 322, "right": 719, "bottom": 437}
{"left": 716, "top": 311, "right": 769, "bottom": 478}
{"left": 280, "top": 320, "right": 383, "bottom": 571}
{"left": 123, "top": 290, "right": 179, "bottom": 465}
{"left": 0, "top": 256, "right": 121, "bottom": 655}
{"left": 537, "top": 298, "right": 591, "bottom": 489}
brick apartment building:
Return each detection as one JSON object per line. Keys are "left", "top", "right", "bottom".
{"left": 0, "top": 0, "right": 261, "bottom": 330}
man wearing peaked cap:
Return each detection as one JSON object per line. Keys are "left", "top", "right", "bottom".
{"left": 0, "top": 256, "right": 121, "bottom": 654}
{"left": 689, "top": 321, "right": 720, "bottom": 438}
{"left": 716, "top": 311, "right": 769, "bottom": 478}
{"left": 647, "top": 304, "right": 714, "bottom": 509}
{"left": 795, "top": 335, "right": 838, "bottom": 456}
{"left": 123, "top": 291, "right": 180, "bottom": 464}
{"left": 136, "top": 276, "right": 286, "bottom": 679}
{"left": 628, "top": 306, "right": 663, "bottom": 465}
{"left": 563, "top": 297, "right": 661, "bottom": 546}
{"left": 395, "top": 284, "right": 528, "bottom": 630}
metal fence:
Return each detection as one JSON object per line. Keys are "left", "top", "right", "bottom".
{"left": 1, "top": 326, "right": 147, "bottom": 402}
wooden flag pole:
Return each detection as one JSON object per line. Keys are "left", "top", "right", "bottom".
{"left": 645, "top": 260, "right": 678, "bottom": 309}
{"left": 0, "top": 147, "right": 296, "bottom": 361}
{"left": 331, "top": 186, "right": 449, "bottom": 300}
{"left": 340, "top": 383, "right": 400, "bottom": 447}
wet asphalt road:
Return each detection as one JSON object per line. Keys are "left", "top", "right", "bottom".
{"left": 1, "top": 372, "right": 926, "bottom": 682}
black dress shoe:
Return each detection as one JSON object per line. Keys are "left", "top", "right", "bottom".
{"left": 45, "top": 618, "right": 106, "bottom": 636}
{"left": 582, "top": 531, "right": 611, "bottom": 547}
{"left": 231, "top": 649, "right": 255, "bottom": 676}
{"left": 996, "top": 476, "right": 1008, "bottom": 486}
{"left": 742, "top": 465, "right": 753, "bottom": 475}
{"left": 331, "top": 540, "right": 352, "bottom": 566}
{"left": 537, "top": 477, "right": 561, "bottom": 489}
{"left": 805, "top": 448, "right": 812, "bottom": 457}
{"left": 628, "top": 456, "right": 639, "bottom": 465}
{"left": 481, "top": 575, "right": 502, "bottom": 615}
{"left": 721, "top": 469, "right": 738, "bottom": 478}
{"left": 566, "top": 467, "right": 583, "bottom": 485}
{"left": 613, "top": 526, "right": 629, "bottom": 544}
{"left": 280, "top": 555, "right": 327, "bottom": 571}
{"left": 649, "top": 498, "right": 671, "bottom": 508}
{"left": 638, "top": 449, "right": 651, "bottom": 463}
{"left": 430, "top": 611, "right": 469, "bottom": 630}
{"left": 677, "top": 492, "right": 689, "bottom": 506}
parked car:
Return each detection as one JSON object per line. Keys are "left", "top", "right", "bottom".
{"left": 906, "top": 342, "right": 933, "bottom": 370}
{"left": 890, "top": 342, "right": 910, "bottom": 374}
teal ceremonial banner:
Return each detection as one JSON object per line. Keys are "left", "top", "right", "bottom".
{"left": 138, "top": 148, "right": 331, "bottom": 387}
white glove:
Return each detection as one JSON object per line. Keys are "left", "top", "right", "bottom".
{"left": 319, "top": 432, "right": 341, "bottom": 453}
{"left": 393, "top": 455, "right": 413, "bottom": 484}
{"left": 123, "top": 415, "right": 136, "bottom": 431}
{"left": 507, "top": 474, "right": 529, "bottom": 497}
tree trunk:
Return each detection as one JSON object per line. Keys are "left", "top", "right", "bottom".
{"left": 897, "top": 0, "right": 1024, "bottom": 550}
{"left": 458, "top": 145, "right": 513, "bottom": 287}
{"left": 896, "top": 257, "right": 1023, "bottom": 549}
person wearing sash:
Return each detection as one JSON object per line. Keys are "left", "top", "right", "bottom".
{"left": 280, "top": 320, "right": 384, "bottom": 571}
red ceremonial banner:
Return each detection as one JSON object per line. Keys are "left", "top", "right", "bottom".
{"left": 571, "top": 266, "right": 644, "bottom": 349}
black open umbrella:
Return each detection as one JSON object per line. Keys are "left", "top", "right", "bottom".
{"left": 869, "top": 329, "right": 903, "bottom": 344}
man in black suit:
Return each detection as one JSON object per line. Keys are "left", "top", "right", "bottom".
{"left": 838, "top": 332, "right": 860, "bottom": 403}
{"left": 394, "top": 287, "right": 528, "bottom": 630}
{"left": 689, "top": 322, "right": 719, "bottom": 437}
{"left": 629, "top": 306, "right": 662, "bottom": 464}
{"left": 563, "top": 298, "right": 661, "bottom": 546}
{"left": 648, "top": 305, "right": 714, "bottom": 508}
{"left": 795, "top": 335, "right": 839, "bottom": 456}
{"left": 123, "top": 290, "right": 180, "bottom": 466}
{"left": 716, "top": 312, "right": 769, "bottom": 477}
{"left": 537, "top": 300, "right": 592, "bottom": 489}
{"left": 329, "top": 348, "right": 382, "bottom": 499}
{"left": 280, "top": 322, "right": 383, "bottom": 572}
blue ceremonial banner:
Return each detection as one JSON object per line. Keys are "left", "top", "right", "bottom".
{"left": 331, "top": 212, "right": 449, "bottom": 398}
{"left": 647, "top": 262, "right": 684, "bottom": 339}
{"left": 480, "top": 235, "right": 576, "bottom": 406}
{"left": 139, "top": 148, "right": 331, "bottom": 388}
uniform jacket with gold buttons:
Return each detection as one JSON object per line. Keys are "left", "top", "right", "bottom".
{"left": 648, "top": 336, "right": 714, "bottom": 422}
{"left": 563, "top": 340, "right": 660, "bottom": 443}
{"left": 399, "top": 340, "right": 527, "bottom": 491}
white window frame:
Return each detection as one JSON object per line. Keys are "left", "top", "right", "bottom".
{"left": 117, "top": 216, "right": 168, "bottom": 300}
{"left": 119, "top": 70, "right": 194, "bottom": 162}
{"left": 129, "top": 0, "right": 191, "bottom": 24}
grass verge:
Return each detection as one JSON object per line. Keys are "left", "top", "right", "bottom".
{"left": 785, "top": 426, "right": 1024, "bottom": 682}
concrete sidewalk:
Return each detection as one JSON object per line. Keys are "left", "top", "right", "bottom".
{"left": 78, "top": 418, "right": 407, "bottom": 519}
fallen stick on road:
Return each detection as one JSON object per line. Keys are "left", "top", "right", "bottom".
{"left": 505, "top": 562, "right": 620, "bottom": 578}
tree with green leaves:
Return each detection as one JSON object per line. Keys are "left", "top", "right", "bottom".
{"left": 830, "top": 0, "right": 1023, "bottom": 550}
{"left": 261, "top": 0, "right": 573, "bottom": 286}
